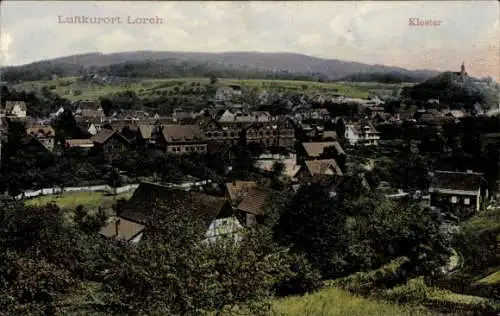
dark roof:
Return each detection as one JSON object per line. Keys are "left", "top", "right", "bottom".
{"left": 161, "top": 124, "right": 204, "bottom": 143}
{"left": 108, "top": 120, "right": 139, "bottom": 132}
{"left": 119, "top": 182, "right": 230, "bottom": 227}
{"left": 77, "top": 117, "right": 103, "bottom": 124}
{"left": 430, "top": 171, "right": 487, "bottom": 192}
{"left": 90, "top": 129, "right": 130, "bottom": 145}
{"left": 20, "top": 135, "right": 48, "bottom": 151}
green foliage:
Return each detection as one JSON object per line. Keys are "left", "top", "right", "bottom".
{"left": 210, "top": 75, "right": 218, "bottom": 85}
{"left": 402, "top": 71, "right": 499, "bottom": 108}
{"left": 0, "top": 251, "right": 80, "bottom": 315}
{"left": 370, "top": 152, "right": 431, "bottom": 190}
{"left": 381, "top": 278, "right": 500, "bottom": 314}
{"left": 329, "top": 257, "right": 411, "bottom": 295}
{"left": 453, "top": 209, "right": 500, "bottom": 277}
{"left": 1, "top": 84, "right": 71, "bottom": 117}
{"left": 477, "top": 270, "right": 500, "bottom": 285}
{"left": 25, "top": 191, "right": 133, "bottom": 211}
{"left": 339, "top": 71, "right": 430, "bottom": 84}
{"left": 1, "top": 196, "right": 314, "bottom": 315}
{"left": 275, "top": 185, "right": 451, "bottom": 280}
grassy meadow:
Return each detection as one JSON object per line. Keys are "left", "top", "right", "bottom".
{"left": 12, "top": 76, "right": 409, "bottom": 101}
{"left": 272, "top": 286, "right": 434, "bottom": 316}
{"left": 476, "top": 270, "right": 500, "bottom": 285}
{"left": 24, "top": 191, "right": 133, "bottom": 210}
{"left": 460, "top": 208, "right": 500, "bottom": 235}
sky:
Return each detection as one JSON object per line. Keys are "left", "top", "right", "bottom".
{"left": 1, "top": 1, "right": 499, "bottom": 79}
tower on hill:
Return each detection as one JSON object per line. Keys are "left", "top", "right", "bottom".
{"left": 460, "top": 62, "right": 468, "bottom": 81}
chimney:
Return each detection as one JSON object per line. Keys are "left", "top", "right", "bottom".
{"left": 115, "top": 219, "right": 121, "bottom": 238}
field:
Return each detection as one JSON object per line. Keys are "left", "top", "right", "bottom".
{"left": 476, "top": 270, "right": 500, "bottom": 284}
{"left": 24, "top": 191, "right": 133, "bottom": 210}
{"left": 272, "top": 286, "right": 434, "bottom": 316}
{"left": 460, "top": 208, "right": 500, "bottom": 234}
{"left": 12, "top": 76, "right": 409, "bottom": 101}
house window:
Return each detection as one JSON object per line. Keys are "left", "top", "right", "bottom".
{"left": 464, "top": 197, "right": 470, "bottom": 205}
{"left": 451, "top": 196, "right": 458, "bottom": 204}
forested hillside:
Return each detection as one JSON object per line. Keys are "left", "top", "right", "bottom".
{"left": 401, "top": 72, "right": 499, "bottom": 109}
{"left": 1, "top": 51, "right": 439, "bottom": 83}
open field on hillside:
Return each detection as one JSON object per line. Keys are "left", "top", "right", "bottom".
{"left": 476, "top": 270, "right": 500, "bottom": 284}
{"left": 12, "top": 76, "right": 410, "bottom": 101}
{"left": 460, "top": 208, "right": 500, "bottom": 233}
{"left": 382, "top": 277, "right": 498, "bottom": 307}
{"left": 272, "top": 286, "right": 434, "bottom": 316}
{"left": 24, "top": 191, "right": 133, "bottom": 210}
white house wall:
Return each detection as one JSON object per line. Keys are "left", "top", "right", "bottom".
{"left": 204, "top": 216, "right": 244, "bottom": 243}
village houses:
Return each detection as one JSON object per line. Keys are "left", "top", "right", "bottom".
{"left": 90, "top": 129, "right": 131, "bottom": 161}
{"left": 429, "top": 170, "right": 489, "bottom": 218}
{"left": 155, "top": 124, "right": 207, "bottom": 155}
{"left": 102, "top": 182, "right": 244, "bottom": 244}
{"left": 344, "top": 121, "right": 380, "bottom": 146}
{"left": 4, "top": 101, "right": 27, "bottom": 118}
{"left": 25, "top": 125, "right": 56, "bottom": 151}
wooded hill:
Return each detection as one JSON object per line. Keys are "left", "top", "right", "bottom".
{"left": 1, "top": 51, "right": 439, "bottom": 83}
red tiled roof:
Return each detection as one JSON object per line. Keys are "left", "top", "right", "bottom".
{"left": 236, "top": 188, "right": 269, "bottom": 216}
{"left": 225, "top": 181, "right": 258, "bottom": 202}
{"left": 99, "top": 217, "right": 145, "bottom": 241}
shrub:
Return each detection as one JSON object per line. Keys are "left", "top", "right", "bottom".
{"left": 381, "top": 278, "right": 500, "bottom": 314}
{"left": 274, "top": 253, "right": 323, "bottom": 296}
{"left": 329, "top": 257, "right": 410, "bottom": 295}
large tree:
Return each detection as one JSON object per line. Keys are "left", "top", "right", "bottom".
{"left": 275, "top": 184, "right": 451, "bottom": 279}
